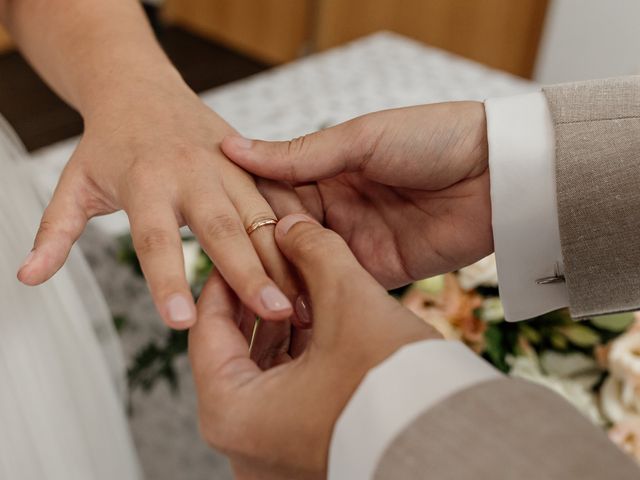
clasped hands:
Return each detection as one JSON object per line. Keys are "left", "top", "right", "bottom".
{"left": 189, "top": 101, "right": 493, "bottom": 479}
{"left": 17, "top": 80, "right": 492, "bottom": 477}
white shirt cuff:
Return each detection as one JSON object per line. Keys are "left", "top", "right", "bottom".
{"left": 485, "top": 91, "right": 569, "bottom": 322}
{"left": 327, "top": 340, "right": 500, "bottom": 479}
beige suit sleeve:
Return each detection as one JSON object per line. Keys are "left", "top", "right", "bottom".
{"left": 542, "top": 76, "right": 640, "bottom": 318}
{"left": 374, "top": 378, "right": 639, "bottom": 479}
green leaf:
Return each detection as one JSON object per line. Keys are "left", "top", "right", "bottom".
{"left": 484, "top": 324, "right": 509, "bottom": 372}
{"left": 519, "top": 323, "right": 542, "bottom": 344}
{"left": 590, "top": 312, "right": 635, "bottom": 332}
{"left": 550, "top": 331, "right": 569, "bottom": 350}
{"left": 112, "top": 315, "right": 128, "bottom": 332}
{"left": 558, "top": 324, "right": 601, "bottom": 348}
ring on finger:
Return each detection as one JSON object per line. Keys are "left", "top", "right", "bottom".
{"left": 246, "top": 217, "right": 278, "bottom": 235}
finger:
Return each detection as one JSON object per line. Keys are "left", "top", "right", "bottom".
{"left": 220, "top": 118, "right": 371, "bottom": 184}
{"left": 128, "top": 205, "right": 196, "bottom": 329}
{"left": 290, "top": 329, "right": 312, "bottom": 358}
{"left": 190, "top": 271, "right": 258, "bottom": 397}
{"left": 183, "top": 191, "right": 293, "bottom": 322}
{"left": 226, "top": 177, "right": 309, "bottom": 329}
{"left": 274, "top": 213, "right": 386, "bottom": 304}
{"left": 18, "top": 173, "right": 88, "bottom": 285}
{"left": 225, "top": 175, "right": 309, "bottom": 368}
{"left": 255, "top": 179, "right": 321, "bottom": 223}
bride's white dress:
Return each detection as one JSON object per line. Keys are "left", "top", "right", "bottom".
{"left": 0, "top": 118, "right": 141, "bottom": 479}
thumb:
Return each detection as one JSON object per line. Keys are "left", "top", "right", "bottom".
{"left": 274, "top": 214, "right": 386, "bottom": 308}
{"left": 221, "top": 119, "right": 372, "bottom": 184}
{"left": 17, "top": 173, "right": 88, "bottom": 285}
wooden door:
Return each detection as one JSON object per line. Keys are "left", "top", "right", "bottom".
{"left": 314, "top": 0, "right": 549, "bottom": 78}
{"left": 0, "top": 26, "right": 12, "bottom": 53}
{"left": 163, "top": 0, "right": 311, "bottom": 64}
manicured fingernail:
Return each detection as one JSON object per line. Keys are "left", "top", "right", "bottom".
{"left": 260, "top": 285, "right": 292, "bottom": 312}
{"left": 228, "top": 135, "right": 253, "bottom": 150}
{"left": 295, "top": 294, "right": 313, "bottom": 327}
{"left": 166, "top": 294, "right": 194, "bottom": 323}
{"left": 276, "top": 214, "right": 319, "bottom": 236}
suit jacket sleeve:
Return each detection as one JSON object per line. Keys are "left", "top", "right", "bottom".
{"left": 374, "top": 378, "right": 639, "bottom": 479}
{"left": 373, "top": 77, "right": 640, "bottom": 479}
{"left": 542, "top": 76, "right": 640, "bottom": 318}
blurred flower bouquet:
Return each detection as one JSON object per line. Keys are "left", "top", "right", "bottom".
{"left": 401, "top": 254, "right": 640, "bottom": 463}
{"left": 118, "top": 237, "right": 640, "bottom": 461}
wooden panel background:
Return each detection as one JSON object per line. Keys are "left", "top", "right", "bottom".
{"left": 163, "top": 0, "right": 311, "bottom": 64}
{"left": 0, "top": 26, "right": 12, "bottom": 53}
{"left": 314, "top": 0, "right": 549, "bottom": 78}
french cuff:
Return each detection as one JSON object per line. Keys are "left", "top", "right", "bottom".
{"left": 485, "top": 91, "right": 569, "bottom": 322}
{"left": 327, "top": 340, "right": 500, "bottom": 480}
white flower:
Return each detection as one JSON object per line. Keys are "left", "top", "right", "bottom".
{"left": 540, "top": 351, "right": 601, "bottom": 389}
{"left": 457, "top": 254, "right": 498, "bottom": 291}
{"left": 609, "top": 418, "right": 640, "bottom": 463}
{"left": 602, "top": 330, "right": 640, "bottom": 424}
{"left": 609, "top": 331, "right": 640, "bottom": 384}
{"left": 509, "top": 355, "right": 605, "bottom": 426}
{"left": 479, "top": 297, "right": 504, "bottom": 323}
{"left": 182, "top": 239, "right": 202, "bottom": 286}
{"left": 601, "top": 376, "right": 640, "bottom": 424}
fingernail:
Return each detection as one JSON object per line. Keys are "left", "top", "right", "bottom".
{"left": 19, "top": 250, "right": 37, "bottom": 271}
{"left": 260, "top": 285, "right": 292, "bottom": 312}
{"left": 228, "top": 135, "right": 253, "bottom": 150}
{"left": 166, "top": 294, "right": 194, "bottom": 323}
{"left": 295, "top": 294, "right": 313, "bottom": 327}
{"left": 276, "top": 214, "right": 319, "bottom": 236}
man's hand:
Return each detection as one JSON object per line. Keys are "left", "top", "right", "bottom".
{"left": 190, "top": 214, "right": 439, "bottom": 479}
{"left": 222, "top": 102, "right": 492, "bottom": 289}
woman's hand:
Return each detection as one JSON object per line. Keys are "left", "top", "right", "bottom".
{"left": 17, "top": 77, "right": 297, "bottom": 334}
{"left": 6, "top": 0, "right": 301, "bottom": 355}
{"left": 222, "top": 102, "right": 493, "bottom": 290}
{"left": 190, "top": 214, "right": 439, "bottom": 479}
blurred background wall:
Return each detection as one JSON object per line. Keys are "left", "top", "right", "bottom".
{"left": 0, "top": 0, "right": 638, "bottom": 82}
{"left": 534, "top": 0, "right": 640, "bottom": 83}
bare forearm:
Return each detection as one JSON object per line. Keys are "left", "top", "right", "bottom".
{"left": 1, "top": 0, "right": 186, "bottom": 116}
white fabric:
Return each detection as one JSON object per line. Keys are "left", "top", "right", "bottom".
{"left": 485, "top": 91, "right": 569, "bottom": 321}
{"left": 328, "top": 340, "right": 500, "bottom": 479}
{"left": 0, "top": 118, "right": 141, "bottom": 480}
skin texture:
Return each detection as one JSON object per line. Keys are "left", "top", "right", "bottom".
{"left": 222, "top": 101, "right": 493, "bottom": 289}
{"left": 1, "top": 0, "right": 302, "bottom": 359}
{"left": 190, "top": 214, "right": 440, "bottom": 480}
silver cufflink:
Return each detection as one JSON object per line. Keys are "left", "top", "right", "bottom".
{"left": 535, "top": 262, "right": 565, "bottom": 285}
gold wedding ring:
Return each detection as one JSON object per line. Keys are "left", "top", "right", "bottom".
{"left": 246, "top": 217, "right": 278, "bottom": 235}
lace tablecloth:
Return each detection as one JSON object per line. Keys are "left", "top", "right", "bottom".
{"left": 30, "top": 31, "right": 535, "bottom": 235}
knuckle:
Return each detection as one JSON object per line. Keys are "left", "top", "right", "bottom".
{"left": 134, "top": 227, "right": 176, "bottom": 256}
{"left": 200, "top": 214, "right": 243, "bottom": 242}
{"left": 350, "top": 115, "right": 384, "bottom": 167}
{"left": 285, "top": 136, "right": 306, "bottom": 157}
{"left": 289, "top": 226, "right": 342, "bottom": 261}
{"left": 37, "top": 215, "right": 82, "bottom": 244}
{"left": 36, "top": 219, "right": 57, "bottom": 238}
{"left": 281, "top": 135, "right": 310, "bottom": 180}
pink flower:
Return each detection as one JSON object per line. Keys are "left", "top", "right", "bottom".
{"left": 610, "top": 418, "right": 640, "bottom": 464}
{"left": 402, "top": 274, "right": 485, "bottom": 352}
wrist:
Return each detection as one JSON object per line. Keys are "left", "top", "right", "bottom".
{"left": 77, "top": 62, "right": 194, "bottom": 121}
